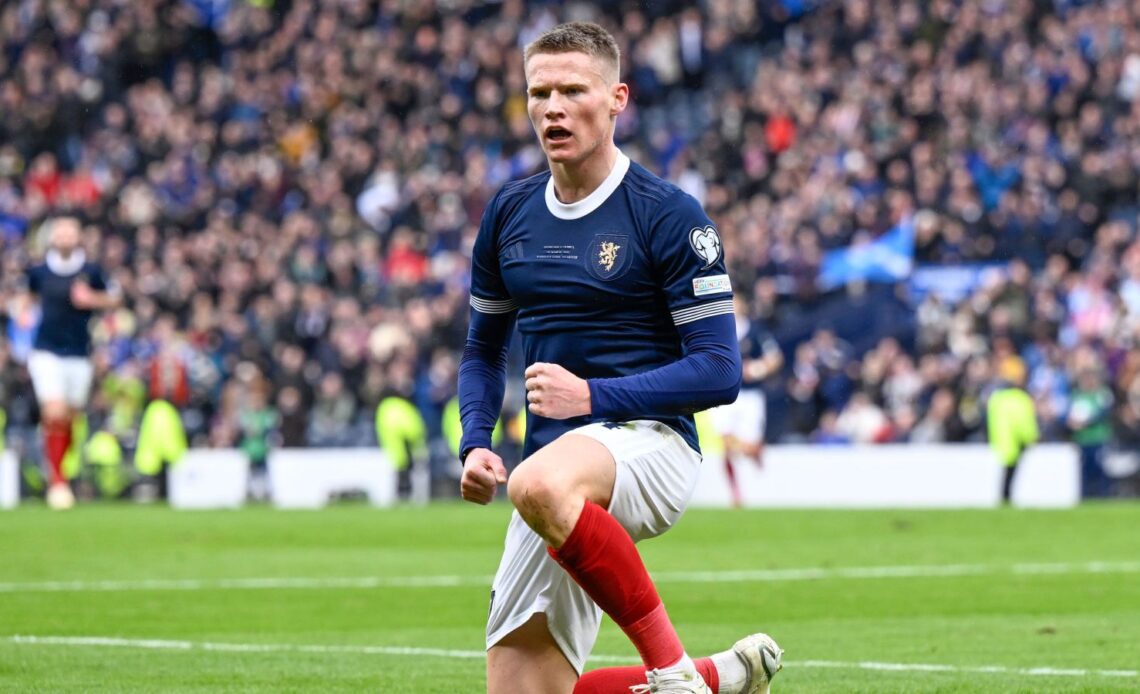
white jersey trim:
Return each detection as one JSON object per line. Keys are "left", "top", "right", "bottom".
{"left": 544, "top": 151, "right": 631, "bottom": 220}
{"left": 470, "top": 295, "right": 518, "bottom": 314}
{"left": 45, "top": 249, "right": 87, "bottom": 276}
{"left": 671, "top": 299, "right": 735, "bottom": 325}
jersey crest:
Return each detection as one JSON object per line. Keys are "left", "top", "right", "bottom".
{"left": 586, "top": 234, "right": 631, "bottom": 281}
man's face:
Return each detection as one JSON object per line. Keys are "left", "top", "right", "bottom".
{"left": 51, "top": 218, "right": 81, "bottom": 256}
{"left": 525, "top": 51, "right": 627, "bottom": 166}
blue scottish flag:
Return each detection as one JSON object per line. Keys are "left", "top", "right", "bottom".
{"left": 818, "top": 217, "right": 915, "bottom": 290}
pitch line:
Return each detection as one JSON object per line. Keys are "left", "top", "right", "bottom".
{"left": 0, "top": 560, "right": 1138, "bottom": 594}
{"left": 0, "top": 575, "right": 489, "bottom": 593}
{"left": 7, "top": 635, "right": 1138, "bottom": 680}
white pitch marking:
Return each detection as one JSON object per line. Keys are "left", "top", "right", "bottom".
{"left": 7, "top": 636, "right": 1138, "bottom": 679}
{"left": 794, "top": 659, "right": 1137, "bottom": 678}
{"left": 1, "top": 560, "right": 1139, "bottom": 594}
{"left": 0, "top": 575, "right": 493, "bottom": 593}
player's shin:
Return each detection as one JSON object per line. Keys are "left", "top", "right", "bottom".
{"left": 546, "top": 501, "right": 688, "bottom": 671}
{"left": 724, "top": 455, "right": 742, "bottom": 508}
{"left": 43, "top": 416, "right": 71, "bottom": 485}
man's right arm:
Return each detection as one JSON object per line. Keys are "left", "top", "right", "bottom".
{"left": 458, "top": 308, "right": 516, "bottom": 459}
{"left": 457, "top": 306, "right": 515, "bottom": 504}
{"left": 457, "top": 194, "right": 516, "bottom": 502}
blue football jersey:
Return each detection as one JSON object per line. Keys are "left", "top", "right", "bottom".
{"left": 739, "top": 321, "right": 782, "bottom": 391}
{"left": 27, "top": 256, "right": 109, "bottom": 357}
{"left": 470, "top": 153, "right": 735, "bottom": 455}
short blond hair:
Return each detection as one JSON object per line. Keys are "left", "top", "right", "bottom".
{"left": 524, "top": 21, "right": 621, "bottom": 81}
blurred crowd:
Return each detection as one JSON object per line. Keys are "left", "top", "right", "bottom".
{"left": 1, "top": 0, "right": 1140, "bottom": 491}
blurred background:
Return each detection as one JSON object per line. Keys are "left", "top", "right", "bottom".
{"left": 2, "top": 0, "right": 1140, "bottom": 503}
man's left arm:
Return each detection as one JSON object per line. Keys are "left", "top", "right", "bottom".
{"left": 744, "top": 333, "right": 784, "bottom": 382}
{"left": 71, "top": 266, "right": 122, "bottom": 311}
{"left": 589, "top": 313, "right": 741, "bottom": 417}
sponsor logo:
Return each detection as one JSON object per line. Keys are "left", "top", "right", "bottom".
{"left": 692, "top": 274, "right": 732, "bottom": 297}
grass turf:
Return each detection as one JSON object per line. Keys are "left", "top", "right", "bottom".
{"left": 0, "top": 502, "right": 1138, "bottom": 692}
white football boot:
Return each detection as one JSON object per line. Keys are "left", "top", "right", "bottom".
{"left": 630, "top": 667, "right": 713, "bottom": 694}
{"left": 730, "top": 633, "right": 783, "bottom": 694}
{"left": 47, "top": 483, "right": 75, "bottom": 510}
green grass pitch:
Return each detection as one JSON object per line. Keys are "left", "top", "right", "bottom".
{"left": 1, "top": 502, "right": 1138, "bottom": 693}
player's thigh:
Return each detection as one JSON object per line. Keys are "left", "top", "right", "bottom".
{"left": 573, "top": 420, "right": 703, "bottom": 542}
{"left": 487, "top": 511, "right": 603, "bottom": 677}
{"left": 27, "top": 351, "right": 66, "bottom": 408}
{"left": 61, "top": 357, "right": 94, "bottom": 410}
{"left": 487, "top": 613, "right": 578, "bottom": 694}
{"left": 712, "top": 391, "right": 762, "bottom": 444}
{"left": 509, "top": 433, "right": 617, "bottom": 510}
{"left": 732, "top": 390, "right": 764, "bottom": 443}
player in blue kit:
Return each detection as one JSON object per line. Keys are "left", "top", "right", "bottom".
{"left": 710, "top": 297, "right": 784, "bottom": 508}
{"left": 24, "top": 216, "right": 120, "bottom": 509}
{"left": 458, "top": 22, "right": 782, "bottom": 694}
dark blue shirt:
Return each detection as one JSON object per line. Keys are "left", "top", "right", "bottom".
{"left": 27, "top": 260, "right": 108, "bottom": 357}
{"left": 461, "top": 154, "right": 739, "bottom": 457}
{"left": 739, "top": 322, "right": 781, "bottom": 391}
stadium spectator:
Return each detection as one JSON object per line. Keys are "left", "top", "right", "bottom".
{"left": 987, "top": 360, "right": 1040, "bottom": 504}
{"left": 0, "top": 0, "right": 1138, "bottom": 501}
{"left": 835, "top": 392, "right": 892, "bottom": 444}
{"left": 908, "top": 387, "right": 962, "bottom": 444}
{"left": 1068, "top": 365, "right": 1115, "bottom": 498}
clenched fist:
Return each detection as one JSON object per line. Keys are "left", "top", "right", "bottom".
{"left": 460, "top": 448, "right": 508, "bottom": 505}
{"left": 524, "top": 362, "right": 591, "bottom": 420}
{"left": 70, "top": 281, "right": 96, "bottom": 309}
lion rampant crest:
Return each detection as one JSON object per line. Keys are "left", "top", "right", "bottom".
{"left": 598, "top": 241, "right": 621, "bottom": 272}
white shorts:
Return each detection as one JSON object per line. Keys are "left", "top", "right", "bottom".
{"left": 486, "top": 419, "right": 703, "bottom": 674}
{"left": 709, "top": 388, "right": 766, "bottom": 444}
{"left": 28, "top": 350, "right": 93, "bottom": 409}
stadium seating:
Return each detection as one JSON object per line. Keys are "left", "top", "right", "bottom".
{"left": 1, "top": 0, "right": 1138, "bottom": 497}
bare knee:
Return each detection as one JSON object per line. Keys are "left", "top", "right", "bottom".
{"left": 40, "top": 401, "right": 70, "bottom": 423}
{"left": 507, "top": 435, "right": 616, "bottom": 545}
{"left": 507, "top": 463, "right": 551, "bottom": 515}
{"left": 508, "top": 464, "right": 574, "bottom": 536}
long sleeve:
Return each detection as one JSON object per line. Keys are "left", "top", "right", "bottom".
{"left": 458, "top": 309, "right": 516, "bottom": 456}
{"left": 457, "top": 191, "right": 516, "bottom": 458}
{"left": 588, "top": 312, "right": 741, "bottom": 418}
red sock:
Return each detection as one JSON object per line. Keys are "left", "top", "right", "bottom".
{"left": 574, "top": 658, "right": 719, "bottom": 693}
{"left": 697, "top": 658, "right": 720, "bottom": 691}
{"left": 548, "top": 501, "right": 684, "bottom": 670}
{"left": 43, "top": 418, "right": 71, "bottom": 486}
{"left": 724, "top": 455, "right": 741, "bottom": 508}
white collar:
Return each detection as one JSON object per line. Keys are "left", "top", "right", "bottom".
{"left": 545, "top": 150, "right": 630, "bottom": 220}
{"left": 46, "top": 249, "right": 87, "bottom": 276}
